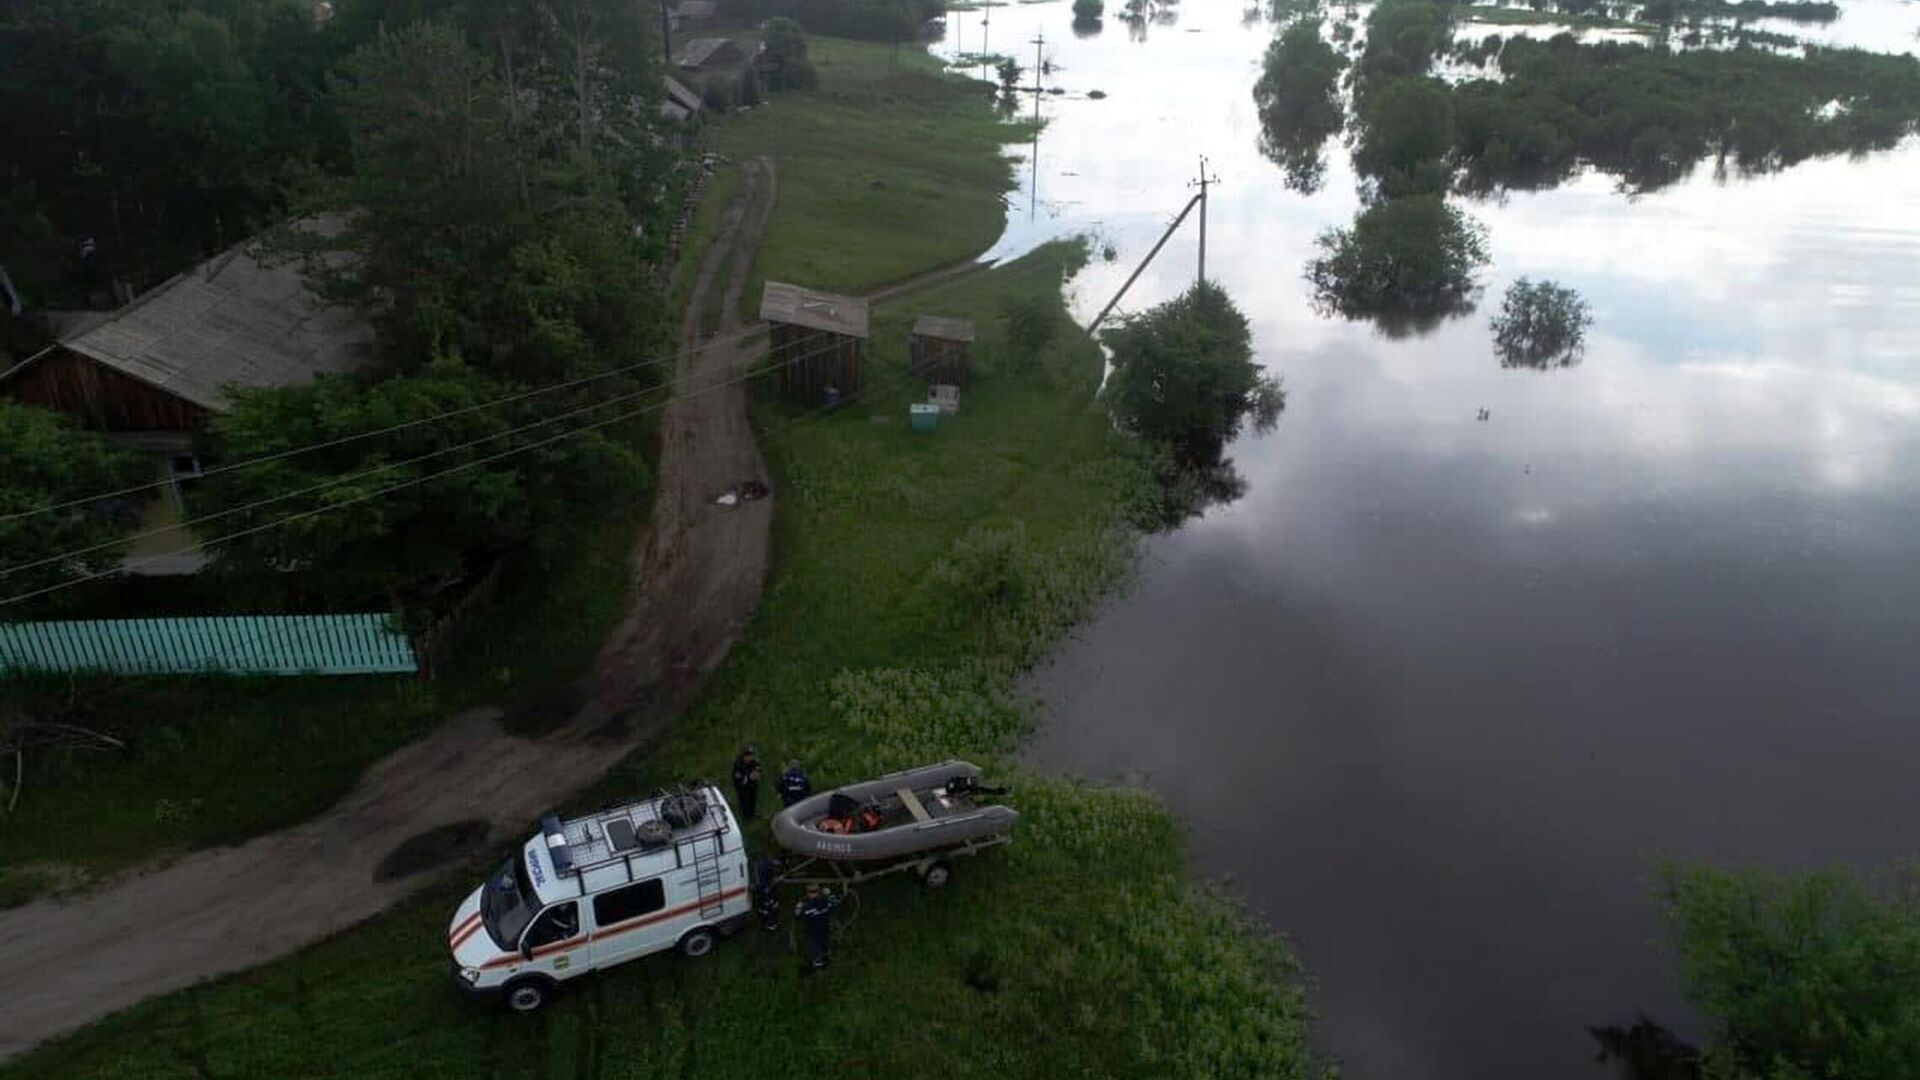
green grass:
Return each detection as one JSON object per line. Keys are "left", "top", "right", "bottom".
{"left": 0, "top": 496, "right": 645, "bottom": 906}
{"left": 4, "top": 244, "right": 1326, "bottom": 1080}
{"left": 712, "top": 37, "right": 1028, "bottom": 304}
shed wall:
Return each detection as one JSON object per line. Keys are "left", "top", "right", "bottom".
{"left": 4, "top": 349, "right": 207, "bottom": 431}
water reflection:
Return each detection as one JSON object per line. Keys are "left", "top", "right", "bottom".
{"left": 1590, "top": 1016, "right": 1703, "bottom": 1080}
{"left": 935, "top": 4, "right": 1920, "bottom": 1077}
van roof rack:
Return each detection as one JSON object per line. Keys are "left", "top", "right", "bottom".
{"left": 540, "top": 783, "right": 733, "bottom": 893}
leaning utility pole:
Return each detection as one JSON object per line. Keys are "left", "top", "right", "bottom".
{"left": 659, "top": 0, "right": 673, "bottom": 64}
{"left": 1188, "top": 155, "right": 1220, "bottom": 283}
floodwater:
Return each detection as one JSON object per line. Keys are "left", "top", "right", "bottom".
{"left": 933, "top": 3, "right": 1920, "bottom": 1077}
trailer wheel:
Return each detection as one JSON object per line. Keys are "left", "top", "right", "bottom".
{"left": 921, "top": 859, "right": 952, "bottom": 890}
{"left": 503, "top": 977, "right": 553, "bottom": 1014}
{"left": 678, "top": 927, "right": 718, "bottom": 958}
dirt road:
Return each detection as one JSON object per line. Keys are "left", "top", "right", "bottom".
{"left": 0, "top": 158, "right": 781, "bottom": 1062}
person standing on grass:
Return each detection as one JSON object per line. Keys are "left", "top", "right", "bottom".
{"left": 731, "top": 745, "right": 763, "bottom": 818}
{"left": 794, "top": 883, "right": 840, "bottom": 970}
{"left": 754, "top": 855, "right": 782, "bottom": 932}
{"left": 779, "top": 759, "right": 812, "bottom": 808}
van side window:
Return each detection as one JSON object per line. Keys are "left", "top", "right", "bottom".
{"left": 523, "top": 901, "right": 579, "bottom": 950}
{"left": 593, "top": 879, "right": 666, "bottom": 926}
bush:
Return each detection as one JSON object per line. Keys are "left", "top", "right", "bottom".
{"left": 1661, "top": 862, "right": 1920, "bottom": 1080}
{"left": 1305, "top": 194, "right": 1489, "bottom": 333}
{"left": 1491, "top": 278, "right": 1592, "bottom": 369}
{"left": 1072, "top": 0, "right": 1105, "bottom": 19}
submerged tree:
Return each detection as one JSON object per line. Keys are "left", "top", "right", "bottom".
{"left": 1491, "top": 278, "right": 1591, "bottom": 369}
{"left": 1252, "top": 18, "right": 1347, "bottom": 193}
{"left": 1660, "top": 862, "right": 1920, "bottom": 1080}
{"left": 1305, "top": 194, "right": 1489, "bottom": 334}
{"left": 1102, "top": 281, "right": 1283, "bottom": 524}
{"left": 1073, "top": 0, "right": 1106, "bottom": 22}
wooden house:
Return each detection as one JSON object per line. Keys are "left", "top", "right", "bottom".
{"left": 908, "top": 314, "right": 975, "bottom": 386}
{"left": 760, "top": 282, "right": 868, "bottom": 405}
{"left": 0, "top": 218, "right": 373, "bottom": 574}
{"left": 1, "top": 220, "right": 371, "bottom": 434}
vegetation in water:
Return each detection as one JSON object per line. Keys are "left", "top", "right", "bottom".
{"left": 1453, "top": 38, "right": 1920, "bottom": 193}
{"left": 1491, "top": 278, "right": 1593, "bottom": 369}
{"left": 1305, "top": 195, "right": 1491, "bottom": 334}
{"left": 1102, "top": 281, "right": 1284, "bottom": 524}
{"left": 1353, "top": 75, "right": 1457, "bottom": 197}
{"left": 1660, "top": 862, "right": 1920, "bottom": 1080}
{"left": 1073, "top": 0, "right": 1107, "bottom": 22}
{"left": 1253, "top": 18, "right": 1348, "bottom": 193}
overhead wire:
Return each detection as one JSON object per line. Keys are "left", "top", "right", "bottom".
{"left": 0, "top": 330, "right": 862, "bottom": 608}
{"left": 0, "top": 322, "right": 771, "bottom": 524}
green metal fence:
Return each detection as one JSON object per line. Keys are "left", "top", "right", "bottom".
{"left": 0, "top": 614, "right": 418, "bottom": 676}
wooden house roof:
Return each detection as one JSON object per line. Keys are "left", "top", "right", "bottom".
{"left": 6, "top": 218, "right": 373, "bottom": 412}
{"left": 674, "top": 37, "right": 749, "bottom": 69}
{"left": 760, "top": 282, "right": 870, "bottom": 338}
{"left": 662, "top": 75, "right": 704, "bottom": 122}
{"left": 911, "top": 314, "right": 976, "bottom": 343}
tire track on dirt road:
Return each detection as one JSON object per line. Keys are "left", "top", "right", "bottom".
{"left": 0, "top": 157, "right": 780, "bottom": 1062}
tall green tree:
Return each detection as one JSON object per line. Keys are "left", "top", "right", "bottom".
{"left": 1102, "top": 281, "right": 1282, "bottom": 461}
{"left": 1305, "top": 194, "right": 1489, "bottom": 334}
{"left": 1661, "top": 862, "right": 1920, "bottom": 1080}
{"left": 193, "top": 367, "right": 649, "bottom": 610}
{"left": 0, "top": 403, "right": 151, "bottom": 606}
{"left": 1252, "top": 18, "right": 1347, "bottom": 193}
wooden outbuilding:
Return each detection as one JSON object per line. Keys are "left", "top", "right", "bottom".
{"left": 760, "top": 282, "right": 868, "bottom": 405}
{"left": 908, "top": 314, "right": 975, "bottom": 386}
{"left": 0, "top": 216, "right": 372, "bottom": 433}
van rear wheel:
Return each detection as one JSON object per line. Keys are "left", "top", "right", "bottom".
{"left": 503, "top": 978, "right": 552, "bottom": 1014}
{"left": 678, "top": 928, "right": 718, "bottom": 958}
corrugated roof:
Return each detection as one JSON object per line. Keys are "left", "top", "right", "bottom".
{"left": 911, "top": 314, "right": 976, "bottom": 342}
{"left": 759, "top": 282, "right": 870, "bottom": 338}
{"left": 41, "top": 218, "right": 373, "bottom": 412}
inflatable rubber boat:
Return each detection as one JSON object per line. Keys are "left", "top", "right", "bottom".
{"left": 770, "top": 760, "right": 1017, "bottom": 862}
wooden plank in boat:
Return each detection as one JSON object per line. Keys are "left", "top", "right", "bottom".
{"left": 897, "top": 787, "right": 932, "bottom": 822}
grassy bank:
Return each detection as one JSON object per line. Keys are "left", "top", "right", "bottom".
{"left": 711, "top": 37, "right": 1026, "bottom": 301}
{"left": 4, "top": 243, "right": 1325, "bottom": 1080}
{"left": 0, "top": 496, "right": 645, "bottom": 908}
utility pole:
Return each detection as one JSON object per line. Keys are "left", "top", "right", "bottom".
{"left": 659, "top": 0, "right": 673, "bottom": 65}
{"left": 1032, "top": 31, "right": 1046, "bottom": 94}
{"left": 1187, "top": 155, "right": 1220, "bottom": 283}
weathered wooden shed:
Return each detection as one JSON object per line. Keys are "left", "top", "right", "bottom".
{"left": 760, "top": 282, "right": 869, "bottom": 405}
{"left": 908, "top": 314, "right": 976, "bottom": 386}
{"left": 0, "top": 217, "right": 372, "bottom": 432}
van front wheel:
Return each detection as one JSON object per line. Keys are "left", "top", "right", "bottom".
{"left": 503, "top": 977, "right": 553, "bottom": 1014}
{"left": 679, "top": 928, "right": 718, "bottom": 958}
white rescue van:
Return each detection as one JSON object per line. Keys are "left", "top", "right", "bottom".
{"left": 448, "top": 784, "right": 751, "bottom": 1011}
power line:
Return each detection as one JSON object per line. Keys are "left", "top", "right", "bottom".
{"left": 0, "top": 323, "right": 770, "bottom": 524}
{"left": 0, "top": 332, "right": 855, "bottom": 606}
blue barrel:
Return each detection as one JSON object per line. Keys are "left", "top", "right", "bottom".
{"left": 910, "top": 403, "right": 939, "bottom": 433}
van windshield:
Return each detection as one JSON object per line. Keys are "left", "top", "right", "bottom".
{"left": 481, "top": 854, "right": 539, "bottom": 951}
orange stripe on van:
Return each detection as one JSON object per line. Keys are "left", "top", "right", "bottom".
{"left": 478, "top": 887, "right": 748, "bottom": 970}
